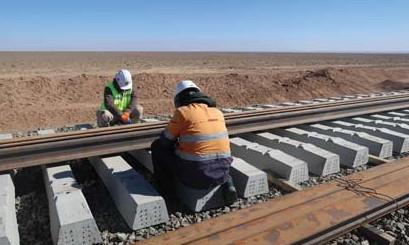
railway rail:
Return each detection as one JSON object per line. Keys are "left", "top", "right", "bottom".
{"left": 2, "top": 92, "right": 409, "bottom": 171}
{"left": 137, "top": 159, "right": 409, "bottom": 245}
{"left": 2, "top": 91, "right": 409, "bottom": 245}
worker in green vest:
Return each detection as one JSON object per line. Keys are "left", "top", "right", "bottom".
{"left": 97, "top": 69, "right": 143, "bottom": 127}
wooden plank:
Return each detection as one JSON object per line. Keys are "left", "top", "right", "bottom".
{"left": 358, "top": 224, "right": 396, "bottom": 245}
{"left": 368, "top": 155, "right": 391, "bottom": 165}
{"left": 267, "top": 172, "right": 302, "bottom": 193}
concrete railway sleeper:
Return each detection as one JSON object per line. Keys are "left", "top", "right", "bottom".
{"left": 2, "top": 92, "right": 409, "bottom": 244}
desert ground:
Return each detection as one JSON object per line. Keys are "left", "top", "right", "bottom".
{"left": 1, "top": 52, "right": 409, "bottom": 133}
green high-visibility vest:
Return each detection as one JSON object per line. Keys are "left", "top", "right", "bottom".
{"left": 100, "top": 81, "right": 132, "bottom": 111}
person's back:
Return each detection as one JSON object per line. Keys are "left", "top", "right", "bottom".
{"left": 169, "top": 102, "right": 231, "bottom": 188}
{"left": 151, "top": 80, "right": 237, "bottom": 204}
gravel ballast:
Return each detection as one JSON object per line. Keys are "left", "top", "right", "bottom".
{"left": 5, "top": 110, "right": 409, "bottom": 245}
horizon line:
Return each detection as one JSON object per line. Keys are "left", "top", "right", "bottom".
{"left": 1, "top": 50, "right": 409, "bottom": 55}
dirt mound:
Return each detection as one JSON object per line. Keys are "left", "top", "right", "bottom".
{"left": 378, "top": 79, "right": 409, "bottom": 90}
{"left": 1, "top": 67, "right": 408, "bottom": 132}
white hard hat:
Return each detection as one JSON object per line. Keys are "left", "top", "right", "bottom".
{"left": 115, "top": 69, "right": 133, "bottom": 90}
{"left": 174, "top": 80, "right": 200, "bottom": 97}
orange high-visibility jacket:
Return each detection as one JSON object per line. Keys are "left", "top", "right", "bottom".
{"left": 163, "top": 103, "right": 231, "bottom": 161}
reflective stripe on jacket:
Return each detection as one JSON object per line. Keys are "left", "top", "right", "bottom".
{"left": 100, "top": 81, "right": 132, "bottom": 111}
{"left": 164, "top": 103, "right": 231, "bottom": 161}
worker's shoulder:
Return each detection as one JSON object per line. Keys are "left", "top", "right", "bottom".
{"left": 178, "top": 103, "right": 224, "bottom": 116}
{"left": 178, "top": 103, "right": 207, "bottom": 111}
{"left": 104, "top": 81, "right": 115, "bottom": 90}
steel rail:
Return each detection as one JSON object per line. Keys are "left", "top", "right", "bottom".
{"left": 136, "top": 158, "right": 409, "bottom": 245}
{"left": 1, "top": 93, "right": 407, "bottom": 146}
{"left": 299, "top": 193, "right": 409, "bottom": 245}
{"left": 1, "top": 93, "right": 407, "bottom": 147}
{"left": 1, "top": 94, "right": 409, "bottom": 171}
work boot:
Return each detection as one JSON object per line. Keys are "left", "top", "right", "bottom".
{"left": 222, "top": 176, "right": 237, "bottom": 205}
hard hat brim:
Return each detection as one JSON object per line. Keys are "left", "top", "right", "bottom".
{"left": 119, "top": 82, "right": 132, "bottom": 90}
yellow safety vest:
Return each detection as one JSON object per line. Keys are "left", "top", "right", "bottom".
{"left": 100, "top": 81, "right": 132, "bottom": 111}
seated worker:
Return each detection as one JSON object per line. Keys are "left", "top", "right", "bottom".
{"left": 97, "top": 69, "right": 143, "bottom": 127}
{"left": 151, "top": 80, "right": 237, "bottom": 204}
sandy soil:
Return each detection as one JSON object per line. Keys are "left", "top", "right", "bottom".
{"left": 1, "top": 52, "right": 409, "bottom": 133}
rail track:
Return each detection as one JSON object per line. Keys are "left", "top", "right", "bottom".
{"left": 2, "top": 91, "right": 409, "bottom": 245}
{"left": 2, "top": 91, "right": 409, "bottom": 170}
{"left": 138, "top": 160, "right": 409, "bottom": 245}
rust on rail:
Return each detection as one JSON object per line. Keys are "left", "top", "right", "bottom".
{"left": 1, "top": 94, "right": 409, "bottom": 171}
{"left": 136, "top": 158, "right": 409, "bottom": 245}
{"left": 1, "top": 93, "right": 409, "bottom": 146}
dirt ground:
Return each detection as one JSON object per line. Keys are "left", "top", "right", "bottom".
{"left": 1, "top": 52, "right": 409, "bottom": 133}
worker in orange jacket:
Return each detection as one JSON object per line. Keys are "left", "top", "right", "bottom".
{"left": 151, "top": 80, "right": 237, "bottom": 204}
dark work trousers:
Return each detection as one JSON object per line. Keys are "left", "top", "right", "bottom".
{"left": 150, "top": 139, "right": 178, "bottom": 195}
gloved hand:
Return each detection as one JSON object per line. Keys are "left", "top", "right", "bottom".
{"left": 121, "top": 112, "right": 131, "bottom": 124}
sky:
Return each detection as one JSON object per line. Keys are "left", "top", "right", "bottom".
{"left": 0, "top": 0, "right": 408, "bottom": 52}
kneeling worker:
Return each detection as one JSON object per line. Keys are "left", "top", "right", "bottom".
{"left": 151, "top": 80, "right": 237, "bottom": 204}
{"left": 97, "top": 69, "right": 143, "bottom": 127}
